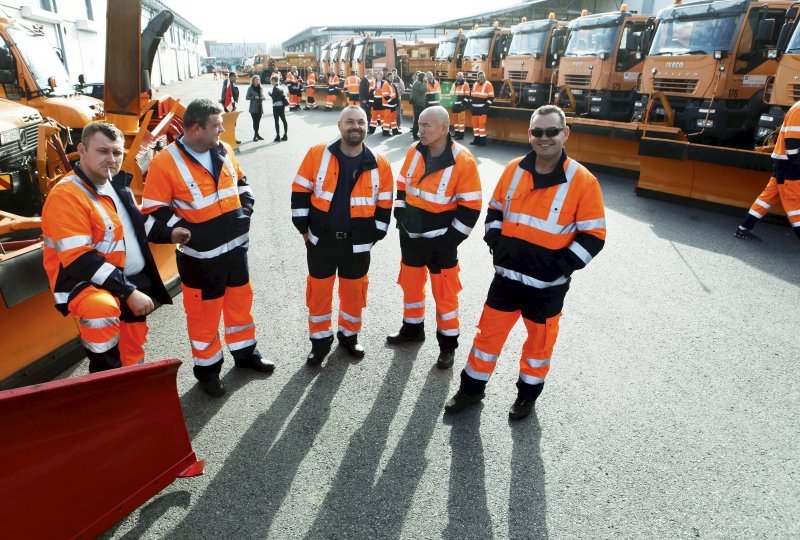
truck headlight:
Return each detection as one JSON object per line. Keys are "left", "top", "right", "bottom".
{"left": 590, "top": 105, "right": 601, "bottom": 113}
{"left": 1, "top": 128, "right": 21, "bottom": 145}
{"left": 696, "top": 119, "right": 714, "bottom": 128}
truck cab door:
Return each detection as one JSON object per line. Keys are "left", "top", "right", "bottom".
{"left": 0, "top": 37, "right": 23, "bottom": 101}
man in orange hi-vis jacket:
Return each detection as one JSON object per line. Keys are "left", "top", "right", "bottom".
{"left": 344, "top": 71, "right": 361, "bottom": 106}
{"left": 304, "top": 68, "right": 318, "bottom": 110}
{"left": 388, "top": 105, "right": 481, "bottom": 369}
{"left": 470, "top": 71, "right": 494, "bottom": 146}
{"left": 41, "top": 122, "right": 190, "bottom": 373}
{"left": 142, "top": 99, "right": 274, "bottom": 397}
{"left": 292, "top": 106, "right": 394, "bottom": 365}
{"left": 445, "top": 105, "right": 606, "bottom": 420}
{"left": 326, "top": 70, "right": 341, "bottom": 111}
{"left": 735, "top": 99, "right": 800, "bottom": 242}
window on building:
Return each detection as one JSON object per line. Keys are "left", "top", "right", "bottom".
{"left": 39, "top": 0, "right": 56, "bottom": 12}
{"left": 84, "top": 0, "right": 94, "bottom": 20}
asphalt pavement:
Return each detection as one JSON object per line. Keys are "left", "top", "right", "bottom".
{"left": 95, "top": 74, "right": 800, "bottom": 539}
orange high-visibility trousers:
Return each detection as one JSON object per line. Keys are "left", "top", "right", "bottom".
{"left": 326, "top": 93, "right": 337, "bottom": 109}
{"left": 68, "top": 286, "right": 149, "bottom": 371}
{"left": 370, "top": 109, "right": 385, "bottom": 129}
{"left": 182, "top": 283, "right": 257, "bottom": 371}
{"left": 398, "top": 263, "right": 461, "bottom": 337}
{"left": 472, "top": 115, "right": 487, "bottom": 138}
{"left": 382, "top": 109, "right": 397, "bottom": 132}
{"left": 453, "top": 111, "right": 466, "bottom": 134}
{"left": 465, "top": 305, "right": 561, "bottom": 385}
{"left": 306, "top": 275, "right": 369, "bottom": 340}
{"left": 747, "top": 177, "right": 800, "bottom": 228}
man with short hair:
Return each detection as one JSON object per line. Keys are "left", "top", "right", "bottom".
{"left": 326, "top": 69, "right": 341, "bottom": 111}
{"left": 391, "top": 68, "right": 405, "bottom": 130}
{"left": 286, "top": 66, "right": 303, "bottom": 111}
{"left": 304, "top": 68, "right": 318, "bottom": 110}
{"left": 359, "top": 68, "right": 374, "bottom": 123}
{"left": 41, "top": 122, "right": 191, "bottom": 372}
{"left": 368, "top": 70, "right": 385, "bottom": 134}
{"left": 470, "top": 71, "right": 494, "bottom": 146}
{"left": 143, "top": 99, "right": 273, "bottom": 397}
{"left": 425, "top": 72, "right": 441, "bottom": 108}
{"left": 345, "top": 70, "right": 361, "bottom": 106}
{"left": 450, "top": 72, "right": 470, "bottom": 140}
{"left": 409, "top": 72, "right": 426, "bottom": 141}
{"left": 220, "top": 72, "right": 239, "bottom": 112}
{"left": 445, "top": 105, "right": 606, "bottom": 420}
{"left": 292, "top": 106, "right": 394, "bottom": 364}
{"left": 381, "top": 71, "right": 399, "bottom": 136}
{"left": 388, "top": 106, "right": 482, "bottom": 368}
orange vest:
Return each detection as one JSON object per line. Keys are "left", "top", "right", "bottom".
{"left": 345, "top": 75, "right": 360, "bottom": 95}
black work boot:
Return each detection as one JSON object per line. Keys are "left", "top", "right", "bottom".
{"left": 198, "top": 374, "right": 225, "bottom": 397}
{"left": 337, "top": 331, "right": 365, "bottom": 359}
{"left": 469, "top": 137, "right": 479, "bottom": 145}
{"left": 734, "top": 227, "right": 761, "bottom": 241}
{"left": 234, "top": 348, "right": 275, "bottom": 373}
{"left": 386, "top": 322, "right": 425, "bottom": 345}
{"left": 436, "top": 349, "right": 455, "bottom": 369}
{"left": 509, "top": 381, "right": 544, "bottom": 421}
{"left": 435, "top": 331, "right": 458, "bottom": 369}
{"left": 444, "top": 369, "right": 488, "bottom": 413}
{"left": 306, "top": 337, "right": 333, "bottom": 366}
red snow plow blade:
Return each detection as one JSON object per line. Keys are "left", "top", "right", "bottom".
{"left": 0, "top": 359, "right": 204, "bottom": 538}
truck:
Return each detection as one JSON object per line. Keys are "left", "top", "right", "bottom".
{"left": 433, "top": 30, "right": 467, "bottom": 82}
{"left": 461, "top": 24, "right": 512, "bottom": 86}
{"left": 0, "top": 99, "right": 45, "bottom": 215}
{"left": 556, "top": 6, "right": 655, "bottom": 122}
{"left": 637, "top": 0, "right": 790, "bottom": 146}
{"left": 350, "top": 36, "right": 398, "bottom": 77}
{"left": 500, "top": 15, "right": 570, "bottom": 108}
{"left": 398, "top": 39, "right": 438, "bottom": 84}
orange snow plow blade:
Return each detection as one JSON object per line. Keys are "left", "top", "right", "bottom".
{"left": 0, "top": 359, "right": 204, "bottom": 538}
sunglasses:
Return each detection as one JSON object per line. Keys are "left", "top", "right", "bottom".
{"left": 529, "top": 127, "right": 564, "bottom": 138}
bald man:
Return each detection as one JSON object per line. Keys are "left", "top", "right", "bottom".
{"left": 388, "top": 106, "right": 482, "bottom": 368}
{"left": 292, "top": 106, "right": 395, "bottom": 365}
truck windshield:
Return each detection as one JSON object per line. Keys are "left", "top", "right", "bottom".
{"left": 649, "top": 16, "right": 740, "bottom": 55}
{"left": 436, "top": 40, "right": 457, "bottom": 59}
{"left": 784, "top": 23, "right": 800, "bottom": 53}
{"left": 353, "top": 43, "right": 364, "bottom": 61}
{"left": 340, "top": 44, "right": 350, "bottom": 62}
{"left": 508, "top": 30, "right": 549, "bottom": 56}
{"left": 463, "top": 36, "right": 492, "bottom": 58}
{"left": 8, "top": 26, "right": 74, "bottom": 96}
{"left": 564, "top": 25, "right": 619, "bottom": 56}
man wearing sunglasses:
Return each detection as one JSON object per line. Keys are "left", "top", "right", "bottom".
{"left": 445, "top": 105, "right": 607, "bottom": 420}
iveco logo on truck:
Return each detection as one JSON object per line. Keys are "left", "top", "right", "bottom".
{"left": 665, "top": 62, "right": 684, "bottom": 68}
{"left": 571, "top": 62, "right": 584, "bottom": 66}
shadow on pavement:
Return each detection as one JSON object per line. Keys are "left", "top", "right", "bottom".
{"left": 305, "top": 347, "right": 452, "bottom": 538}
{"left": 102, "top": 491, "right": 191, "bottom": 540}
{"left": 169, "top": 361, "right": 342, "bottom": 537}
{"left": 508, "top": 414, "right": 547, "bottom": 540}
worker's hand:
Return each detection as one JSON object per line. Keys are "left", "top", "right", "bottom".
{"left": 171, "top": 227, "right": 191, "bottom": 245}
{"left": 126, "top": 290, "right": 155, "bottom": 317}
{"left": 302, "top": 233, "right": 309, "bottom": 243}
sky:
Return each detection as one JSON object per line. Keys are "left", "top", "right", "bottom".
{"left": 165, "top": 0, "right": 518, "bottom": 45}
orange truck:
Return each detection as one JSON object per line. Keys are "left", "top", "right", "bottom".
{"left": 502, "top": 15, "right": 570, "bottom": 108}
{"left": 556, "top": 6, "right": 655, "bottom": 122}
{"left": 433, "top": 30, "right": 467, "bottom": 83}
{"left": 398, "top": 39, "right": 439, "bottom": 82}
{"left": 461, "top": 24, "right": 512, "bottom": 86}
{"left": 350, "top": 36, "right": 398, "bottom": 77}
{"left": 638, "top": 0, "right": 791, "bottom": 145}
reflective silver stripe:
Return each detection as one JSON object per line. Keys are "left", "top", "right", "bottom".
{"left": 309, "top": 313, "right": 332, "bottom": 323}
{"left": 437, "top": 309, "right": 458, "bottom": 321}
{"left": 464, "top": 363, "right": 492, "bottom": 381}
{"left": 787, "top": 147, "right": 800, "bottom": 155}
{"left": 339, "top": 311, "right": 362, "bottom": 323}
{"left": 194, "top": 350, "right": 223, "bottom": 366}
{"left": 403, "top": 316, "right": 425, "bottom": 324}
{"left": 406, "top": 227, "right": 448, "bottom": 239}
{"left": 191, "top": 337, "right": 218, "bottom": 351}
{"left": 144, "top": 216, "right": 156, "bottom": 236}
{"left": 576, "top": 218, "right": 606, "bottom": 231}
{"left": 376, "top": 220, "right": 388, "bottom": 231}
{"left": 68, "top": 177, "right": 116, "bottom": 249}
{"left": 223, "top": 156, "right": 237, "bottom": 180}
{"left": 238, "top": 185, "right": 253, "bottom": 195}
{"left": 456, "top": 191, "right": 481, "bottom": 202}
{"left": 452, "top": 219, "right": 472, "bottom": 236}
{"left": 54, "top": 292, "right": 70, "bottom": 304}
{"left": 167, "top": 215, "right": 182, "bottom": 227}
{"left": 771, "top": 152, "right": 788, "bottom": 160}
{"left": 166, "top": 145, "right": 205, "bottom": 203}
{"left": 91, "top": 262, "right": 117, "bottom": 285}
{"left": 350, "top": 196, "right": 374, "bottom": 207}
{"left": 437, "top": 328, "right": 459, "bottom": 336}
{"left": 406, "top": 185, "right": 456, "bottom": 205}
{"left": 371, "top": 168, "right": 380, "bottom": 205}
{"left": 405, "top": 151, "right": 422, "bottom": 180}
{"left": 505, "top": 212, "right": 577, "bottom": 235}
{"left": 504, "top": 166, "right": 526, "bottom": 216}
{"left": 787, "top": 209, "right": 800, "bottom": 217}
{"left": 79, "top": 317, "right": 120, "bottom": 329}
{"left": 519, "top": 372, "right": 545, "bottom": 385}
{"left": 178, "top": 233, "right": 249, "bottom": 259}
{"left": 377, "top": 191, "right": 393, "bottom": 201}
{"left": 292, "top": 208, "right": 310, "bottom": 217}
{"left": 294, "top": 174, "right": 314, "bottom": 190}
{"left": 494, "top": 265, "right": 568, "bottom": 288}
{"left": 310, "top": 329, "right": 334, "bottom": 339}
{"left": 489, "top": 198, "right": 503, "bottom": 211}
{"left": 82, "top": 335, "right": 120, "bottom": 353}
{"left": 405, "top": 301, "right": 425, "bottom": 309}
{"left": 792, "top": 221, "right": 800, "bottom": 227}
{"left": 485, "top": 220, "right": 502, "bottom": 233}
{"left": 755, "top": 198, "right": 772, "bottom": 210}
{"left": 353, "top": 242, "right": 373, "bottom": 253}
{"left": 317, "top": 191, "right": 335, "bottom": 202}
{"left": 53, "top": 235, "right": 93, "bottom": 253}
{"left": 471, "top": 347, "right": 498, "bottom": 363}
{"left": 226, "top": 323, "right": 255, "bottom": 334}
{"left": 172, "top": 186, "right": 239, "bottom": 210}
{"left": 94, "top": 240, "right": 126, "bottom": 254}
{"left": 228, "top": 338, "right": 257, "bottom": 351}
{"left": 316, "top": 148, "right": 333, "bottom": 198}
{"left": 42, "top": 235, "right": 55, "bottom": 248}
{"left": 748, "top": 209, "right": 765, "bottom": 219}
{"left": 569, "top": 242, "right": 592, "bottom": 265}
{"left": 394, "top": 200, "right": 406, "bottom": 208}
{"left": 337, "top": 327, "right": 358, "bottom": 337}
{"left": 524, "top": 357, "right": 550, "bottom": 369}
{"left": 142, "top": 197, "right": 170, "bottom": 209}
{"left": 307, "top": 230, "right": 320, "bottom": 245}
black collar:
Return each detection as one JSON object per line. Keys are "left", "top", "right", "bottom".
{"left": 519, "top": 149, "right": 568, "bottom": 190}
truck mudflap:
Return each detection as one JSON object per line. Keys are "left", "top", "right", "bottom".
{"left": 0, "top": 359, "right": 205, "bottom": 538}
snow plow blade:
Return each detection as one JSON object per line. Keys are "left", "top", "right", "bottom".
{"left": 0, "top": 359, "right": 204, "bottom": 538}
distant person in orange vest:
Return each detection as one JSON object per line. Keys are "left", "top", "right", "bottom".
{"left": 451, "top": 72, "right": 470, "bottom": 140}
{"left": 286, "top": 66, "right": 302, "bottom": 111}
{"left": 41, "top": 122, "right": 190, "bottom": 372}
{"left": 345, "top": 71, "right": 361, "bottom": 106}
{"left": 381, "top": 71, "right": 399, "bottom": 136}
{"left": 424, "top": 72, "right": 441, "bottom": 108}
{"left": 392, "top": 68, "right": 405, "bottom": 130}
{"left": 369, "top": 70, "right": 385, "bottom": 133}
{"left": 326, "top": 70, "right": 340, "bottom": 111}
{"left": 470, "top": 71, "right": 494, "bottom": 146}
{"left": 735, "top": 100, "right": 800, "bottom": 241}
{"left": 305, "top": 68, "right": 318, "bottom": 110}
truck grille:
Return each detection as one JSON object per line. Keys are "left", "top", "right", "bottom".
{"left": 564, "top": 74, "right": 591, "bottom": 87}
{"left": 508, "top": 70, "right": 529, "bottom": 81}
{"left": 0, "top": 124, "right": 39, "bottom": 166}
{"left": 653, "top": 78, "right": 698, "bottom": 94}
{"left": 791, "top": 84, "right": 800, "bottom": 101}
{"left": 434, "top": 70, "right": 448, "bottom": 79}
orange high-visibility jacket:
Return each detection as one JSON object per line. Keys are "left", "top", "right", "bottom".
{"left": 286, "top": 72, "right": 300, "bottom": 90}
{"left": 425, "top": 80, "right": 441, "bottom": 106}
{"left": 142, "top": 137, "right": 254, "bottom": 262}
{"left": 345, "top": 75, "right": 360, "bottom": 96}
{"left": 382, "top": 81, "right": 398, "bottom": 109}
{"left": 307, "top": 72, "right": 317, "bottom": 87}
{"left": 42, "top": 170, "right": 173, "bottom": 314}
{"left": 394, "top": 138, "right": 482, "bottom": 244}
{"left": 771, "top": 99, "right": 800, "bottom": 182}
{"left": 470, "top": 81, "right": 494, "bottom": 115}
{"left": 327, "top": 75, "right": 340, "bottom": 93}
{"left": 485, "top": 150, "right": 606, "bottom": 294}
{"left": 292, "top": 140, "right": 394, "bottom": 253}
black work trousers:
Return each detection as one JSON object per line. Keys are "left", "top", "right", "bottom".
{"left": 273, "top": 106, "right": 287, "bottom": 137}
{"left": 307, "top": 233, "right": 370, "bottom": 279}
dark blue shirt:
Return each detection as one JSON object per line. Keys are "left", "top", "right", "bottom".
{"left": 328, "top": 147, "right": 365, "bottom": 231}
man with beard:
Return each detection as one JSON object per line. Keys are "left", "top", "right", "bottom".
{"left": 291, "top": 106, "right": 394, "bottom": 365}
